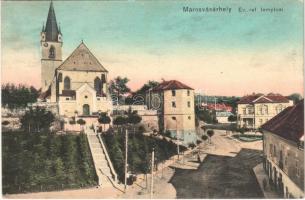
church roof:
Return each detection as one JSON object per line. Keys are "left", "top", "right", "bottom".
{"left": 57, "top": 42, "right": 108, "bottom": 72}
{"left": 45, "top": 1, "right": 60, "bottom": 42}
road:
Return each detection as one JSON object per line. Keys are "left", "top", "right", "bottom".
{"left": 169, "top": 130, "right": 264, "bottom": 198}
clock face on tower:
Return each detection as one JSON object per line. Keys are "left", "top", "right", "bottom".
{"left": 43, "top": 43, "right": 48, "bottom": 47}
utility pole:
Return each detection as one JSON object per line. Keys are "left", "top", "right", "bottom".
{"left": 150, "top": 148, "right": 154, "bottom": 199}
{"left": 176, "top": 120, "right": 180, "bottom": 160}
{"left": 124, "top": 127, "right": 128, "bottom": 192}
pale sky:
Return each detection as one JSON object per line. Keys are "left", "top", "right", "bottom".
{"left": 1, "top": 0, "right": 304, "bottom": 96}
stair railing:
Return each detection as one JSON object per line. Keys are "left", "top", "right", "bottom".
{"left": 97, "top": 133, "right": 118, "bottom": 183}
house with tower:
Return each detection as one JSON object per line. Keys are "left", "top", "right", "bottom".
{"left": 147, "top": 80, "right": 197, "bottom": 144}
{"left": 39, "top": 1, "right": 112, "bottom": 118}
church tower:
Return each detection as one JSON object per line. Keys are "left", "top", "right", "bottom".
{"left": 40, "top": 1, "right": 62, "bottom": 92}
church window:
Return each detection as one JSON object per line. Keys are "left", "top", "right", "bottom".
{"left": 187, "top": 101, "right": 191, "bottom": 107}
{"left": 94, "top": 77, "right": 101, "bottom": 93}
{"left": 49, "top": 45, "right": 55, "bottom": 59}
{"left": 58, "top": 73, "right": 62, "bottom": 82}
{"left": 187, "top": 90, "right": 190, "bottom": 96}
{"left": 64, "top": 76, "right": 71, "bottom": 90}
{"left": 85, "top": 95, "right": 88, "bottom": 99}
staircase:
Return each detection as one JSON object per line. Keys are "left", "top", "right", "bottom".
{"left": 86, "top": 127, "right": 118, "bottom": 188}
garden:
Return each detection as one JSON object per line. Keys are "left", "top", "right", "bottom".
{"left": 102, "top": 130, "right": 187, "bottom": 183}
{"left": 2, "top": 132, "right": 98, "bottom": 194}
{"left": 232, "top": 134, "right": 263, "bottom": 142}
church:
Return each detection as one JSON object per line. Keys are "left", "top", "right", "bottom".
{"left": 39, "top": 1, "right": 112, "bottom": 118}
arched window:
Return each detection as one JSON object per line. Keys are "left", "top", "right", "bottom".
{"left": 49, "top": 45, "right": 55, "bottom": 59}
{"left": 83, "top": 104, "right": 90, "bottom": 115}
{"left": 94, "top": 77, "right": 101, "bottom": 93}
{"left": 64, "top": 76, "right": 71, "bottom": 90}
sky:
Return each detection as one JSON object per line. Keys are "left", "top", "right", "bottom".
{"left": 1, "top": 0, "right": 304, "bottom": 96}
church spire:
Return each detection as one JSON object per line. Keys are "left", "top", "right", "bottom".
{"left": 45, "top": 0, "right": 60, "bottom": 41}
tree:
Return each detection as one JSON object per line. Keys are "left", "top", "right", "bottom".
{"left": 109, "top": 76, "right": 131, "bottom": 105}
{"left": 135, "top": 81, "right": 159, "bottom": 95}
{"left": 76, "top": 119, "right": 86, "bottom": 132}
{"left": 113, "top": 115, "right": 127, "bottom": 134}
{"left": 207, "top": 130, "right": 215, "bottom": 144}
{"left": 98, "top": 112, "right": 111, "bottom": 133}
{"left": 228, "top": 115, "right": 237, "bottom": 122}
{"left": 20, "top": 107, "right": 55, "bottom": 133}
{"left": 1, "top": 83, "right": 39, "bottom": 109}
{"left": 288, "top": 93, "right": 302, "bottom": 104}
{"left": 196, "top": 108, "right": 217, "bottom": 124}
{"left": 125, "top": 107, "right": 142, "bottom": 136}
{"left": 201, "top": 135, "right": 208, "bottom": 142}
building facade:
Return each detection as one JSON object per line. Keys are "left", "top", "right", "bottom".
{"left": 39, "top": 2, "right": 112, "bottom": 118}
{"left": 262, "top": 100, "right": 304, "bottom": 198}
{"left": 147, "top": 80, "right": 197, "bottom": 144}
{"left": 237, "top": 94, "right": 293, "bottom": 129}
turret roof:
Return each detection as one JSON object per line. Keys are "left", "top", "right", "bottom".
{"left": 45, "top": 1, "right": 60, "bottom": 42}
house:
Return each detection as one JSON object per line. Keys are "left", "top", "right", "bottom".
{"left": 147, "top": 80, "right": 197, "bottom": 144}
{"left": 262, "top": 100, "right": 304, "bottom": 198}
{"left": 216, "top": 111, "right": 234, "bottom": 123}
{"left": 38, "top": 2, "right": 112, "bottom": 118}
{"left": 237, "top": 93, "right": 293, "bottom": 129}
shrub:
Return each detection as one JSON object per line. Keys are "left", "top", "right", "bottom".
{"left": 2, "top": 121, "right": 10, "bottom": 126}
{"left": 201, "top": 135, "right": 208, "bottom": 141}
{"left": 189, "top": 143, "right": 196, "bottom": 149}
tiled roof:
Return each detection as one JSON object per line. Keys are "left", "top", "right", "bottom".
{"left": 152, "top": 80, "right": 193, "bottom": 91}
{"left": 60, "top": 90, "right": 76, "bottom": 97}
{"left": 238, "top": 94, "right": 289, "bottom": 104}
{"left": 262, "top": 100, "right": 304, "bottom": 143}
{"left": 57, "top": 42, "right": 108, "bottom": 72}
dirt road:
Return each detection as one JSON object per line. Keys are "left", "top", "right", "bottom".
{"left": 170, "top": 130, "right": 264, "bottom": 198}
